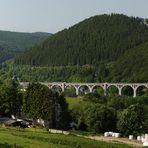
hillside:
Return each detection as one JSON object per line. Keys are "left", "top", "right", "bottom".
{"left": 1, "top": 41, "right": 147, "bottom": 82}
{"left": 109, "top": 41, "right": 148, "bottom": 82}
{"left": 0, "top": 31, "right": 51, "bottom": 63}
{"left": 0, "top": 14, "right": 148, "bottom": 82}
{"left": 15, "top": 14, "right": 148, "bottom": 67}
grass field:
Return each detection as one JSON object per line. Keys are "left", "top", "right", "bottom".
{"left": 66, "top": 97, "right": 83, "bottom": 109}
{"left": 0, "top": 127, "right": 137, "bottom": 148}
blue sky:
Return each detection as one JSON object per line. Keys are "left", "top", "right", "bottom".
{"left": 0, "top": 0, "right": 148, "bottom": 33}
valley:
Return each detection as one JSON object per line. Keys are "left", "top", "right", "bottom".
{"left": 0, "top": 13, "right": 148, "bottom": 148}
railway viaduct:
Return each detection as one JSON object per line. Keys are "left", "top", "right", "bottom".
{"left": 20, "top": 82, "right": 148, "bottom": 97}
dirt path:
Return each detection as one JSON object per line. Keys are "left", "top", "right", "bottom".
{"left": 49, "top": 129, "right": 143, "bottom": 147}
{"left": 78, "top": 135, "right": 143, "bottom": 147}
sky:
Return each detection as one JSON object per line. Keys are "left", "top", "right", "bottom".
{"left": 0, "top": 0, "right": 148, "bottom": 33}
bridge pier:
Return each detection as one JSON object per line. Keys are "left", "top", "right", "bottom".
{"left": 88, "top": 86, "right": 93, "bottom": 93}
{"left": 75, "top": 87, "right": 79, "bottom": 96}
{"left": 118, "top": 88, "right": 122, "bottom": 96}
{"left": 104, "top": 83, "right": 107, "bottom": 96}
{"left": 61, "top": 83, "right": 65, "bottom": 92}
{"left": 133, "top": 88, "right": 137, "bottom": 98}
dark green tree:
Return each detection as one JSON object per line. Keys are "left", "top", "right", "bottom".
{"left": 23, "top": 83, "right": 70, "bottom": 129}
{"left": 117, "top": 104, "right": 146, "bottom": 135}
{"left": 84, "top": 104, "right": 117, "bottom": 133}
{"left": 23, "top": 83, "right": 54, "bottom": 126}
{"left": 0, "top": 80, "right": 22, "bottom": 116}
{"left": 54, "top": 93, "right": 71, "bottom": 130}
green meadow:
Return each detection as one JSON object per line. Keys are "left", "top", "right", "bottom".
{"left": 0, "top": 127, "right": 136, "bottom": 148}
{"left": 66, "top": 97, "right": 83, "bottom": 109}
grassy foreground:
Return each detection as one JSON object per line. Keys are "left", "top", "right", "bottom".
{"left": 0, "top": 127, "right": 136, "bottom": 148}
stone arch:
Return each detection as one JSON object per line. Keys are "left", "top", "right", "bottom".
{"left": 92, "top": 85, "right": 104, "bottom": 96}
{"left": 136, "top": 85, "right": 148, "bottom": 96}
{"left": 121, "top": 85, "right": 134, "bottom": 97}
{"left": 64, "top": 85, "right": 77, "bottom": 97}
{"left": 78, "top": 85, "right": 90, "bottom": 96}
{"left": 51, "top": 85, "right": 62, "bottom": 93}
{"left": 107, "top": 85, "right": 119, "bottom": 96}
{"left": 47, "top": 84, "right": 53, "bottom": 89}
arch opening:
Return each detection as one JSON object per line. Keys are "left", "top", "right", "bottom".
{"left": 136, "top": 85, "right": 148, "bottom": 96}
{"left": 92, "top": 85, "right": 104, "bottom": 96}
{"left": 78, "top": 85, "right": 90, "bottom": 96}
{"left": 64, "top": 85, "right": 77, "bottom": 97}
{"left": 51, "top": 85, "right": 62, "bottom": 94}
{"left": 107, "top": 85, "right": 119, "bottom": 97}
{"left": 122, "top": 85, "right": 133, "bottom": 97}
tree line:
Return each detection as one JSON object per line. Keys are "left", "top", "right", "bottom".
{"left": 72, "top": 93, "right": 148, "bottom": 136}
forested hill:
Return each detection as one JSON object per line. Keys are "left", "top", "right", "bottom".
{"left": 0, "top": 31, "right": 51, "bottom": 63}
{"left": 109, "top": 41, "right": 148, "bottom": 82}
{"left": 15, "top": 14, "right": 148, "bottom": 66}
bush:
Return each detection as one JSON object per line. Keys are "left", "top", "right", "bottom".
{"left": 84, "top": 104, "right": 117, "bottom": 133}
{"left": 117, "top": 103, "right": 146, "bottom": 136}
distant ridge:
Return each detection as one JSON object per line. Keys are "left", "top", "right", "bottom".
{"left": 0, "top": 30, "right": 51, "bottom": 63}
